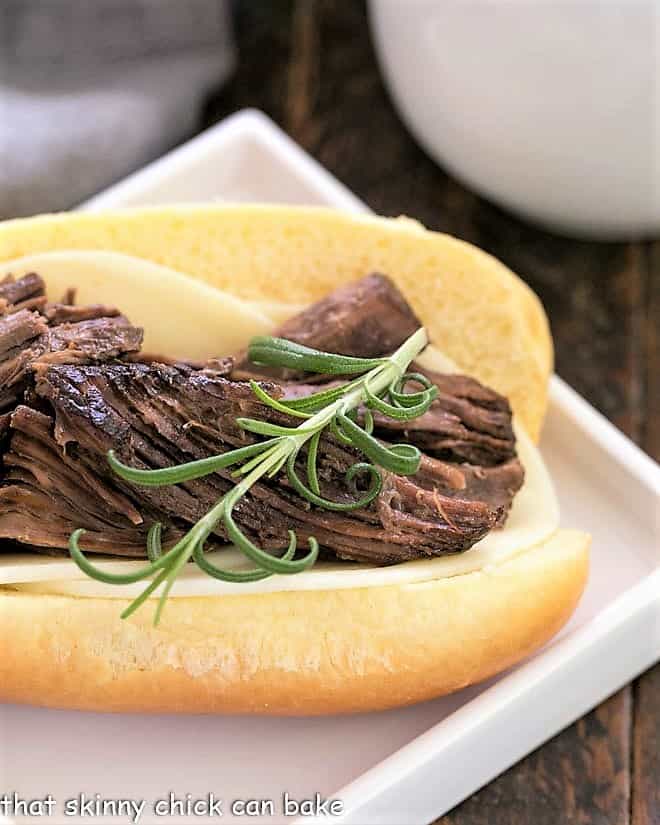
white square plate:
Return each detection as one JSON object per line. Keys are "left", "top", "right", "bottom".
{"left": 2, "top": 110, "right": 659, "bottom": 825}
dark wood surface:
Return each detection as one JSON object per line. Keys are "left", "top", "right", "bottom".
{"left": 205, "top": 2, "right": 659, "bottom": 823}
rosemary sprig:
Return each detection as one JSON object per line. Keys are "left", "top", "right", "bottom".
{"left": 69, "top": 327, "right": 437, "bottom": 623}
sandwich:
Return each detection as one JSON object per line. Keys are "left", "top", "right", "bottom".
{"left": 0, "top": 205, "right": 589, "bottom": 714}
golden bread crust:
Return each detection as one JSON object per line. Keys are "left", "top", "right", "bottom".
{"left": 0, "top": 531, "right": 589, "bottom": 714}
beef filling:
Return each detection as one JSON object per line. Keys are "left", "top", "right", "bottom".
{"left": 0, "top": 273, "right": 524, "bottom": 564}
{"left": 232, "top": 272, "right": 421, "bottom": 382}
{"left": 0, "top": 273, "right": 142, "bottom": 415}
{"left": 0, "top": 272, "right": 48, "bottom": 314}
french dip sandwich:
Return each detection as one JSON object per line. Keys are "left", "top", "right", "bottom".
{"left": 0, "top": 205, "right": 589, "bottom": 714}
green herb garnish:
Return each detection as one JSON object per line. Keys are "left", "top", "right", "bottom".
{"left": 69, "top": 327, "right": 436, "bottom": 623}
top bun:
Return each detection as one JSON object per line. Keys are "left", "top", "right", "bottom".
{"left": 0, "top": 205, "right": 552, "bottom": 439}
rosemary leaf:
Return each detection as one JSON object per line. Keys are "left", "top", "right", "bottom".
{"left": 248, "top": 337, "right": 386, "bottom": 375}
{"left": 336, "top": 414, "right": 422, "bottom": 475}
{"left": 107, "top": 441, "right": 278, "bottom": 487}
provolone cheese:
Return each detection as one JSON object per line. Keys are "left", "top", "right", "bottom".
{"left": 0, "top": 251, "right": 274, "bottom": 358}
{"left": 0, "top": 251, "right": 558, "bottom": 598}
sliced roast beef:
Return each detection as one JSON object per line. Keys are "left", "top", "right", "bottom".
{"left": 45, "top": 302, "right": 121, "bottom": 324}
{"left": 0, "top": 272, "right": 142, "bottom": 416}
{"left": 373, "top": 371, "right": 517, "bottom": 466}
{"left": 232, "top": 274, "right": 515, "bottom": 462}
{"left": 283, "top": 371, "right": 517, "bottom": 468}
{"left": 272, "top": 273, "right": 421, "bottom": 357}
{"left": 0, "top": 272, "right": 46, "bottom": 314}
{"left": 0, "top": 312, "right": 142, "bottom": 413}
{"left": 0, "top": 405, "right": 177, "bottom": 554}
{"left": 34, "top": 316, "right": 143, "bottom": 366}
{"left": 232, "top": 273, "right": 421, "bottom": 381}
{"left": 0, "top": 272, "right": 144, "bottom": 517}
{"left": 0, "top": 358, "right": 521, "bottom": 562}
{"left": 0, "top": 310, "right": 49, "bottom": 413}
{"left": 0, "top": 270, "right": 525, "bottom": 565}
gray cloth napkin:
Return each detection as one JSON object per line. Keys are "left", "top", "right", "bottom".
{"left": 0, "top": 0, "right": 235, "bottom": 219}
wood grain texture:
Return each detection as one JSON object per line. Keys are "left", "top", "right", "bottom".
{"left": 633, "top": 241, "right": 660, "bottom": 825}
{"left": 438, "top": 691, "right": 632, "bottom": 825}
{"left": 205, "top": 2, "right": 659, "bottom": 823}
{"left": 633, "top": 665, "right": 660, "bottom": 825}
{"left": 644, "top": 243, "right": 660, "bottom": 464}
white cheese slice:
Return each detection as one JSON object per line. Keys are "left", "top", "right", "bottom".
{"left": 0, "top": 251, "right": 274, "bottom": 359}
{"left": 0, "top": 251, "right": 558, "bottom": 598}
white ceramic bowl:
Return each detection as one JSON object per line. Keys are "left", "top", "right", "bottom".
{"left": 368, "top": 0, "right": 660, "bottom": 239}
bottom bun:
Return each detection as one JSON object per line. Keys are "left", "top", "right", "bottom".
{"left": 0, "top": 529, "right": 589, "bottom": 714}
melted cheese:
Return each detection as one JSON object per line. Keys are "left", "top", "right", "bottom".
{"left": 0, "top": 251, "right": 558, "bottom": 598}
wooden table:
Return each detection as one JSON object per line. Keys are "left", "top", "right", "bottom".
{"left": 205, "top": 2, "right": 659, "bottom": 822}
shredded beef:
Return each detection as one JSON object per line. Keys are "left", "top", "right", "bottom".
{"left": 0, "top": 273, "right": 142, "bottom": 414}
{"left": 0, "top": 272, "right": 525, "bottom": 564}
{"left": 283, "top": 372, "right": 516, "bottom": 469}
{"left": 0, "top": 404, "right": 175, "bottom": 554}
{"left": 35, "top": 316, "right": 143, "bottom": 366}
{"left": 0, "top": 310, "right": 49, "bottom": 413}
{"left": 232, "top": 273, "right": 420, "bottom": 381}
{"left": 272, "top": 273, "right": 421, "bottom": 357}
{"left": 0, "top": 272, "right": 46, "bottom": 313}
{"left": 45, "top": 303, "right": 121, "bottom": 324}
